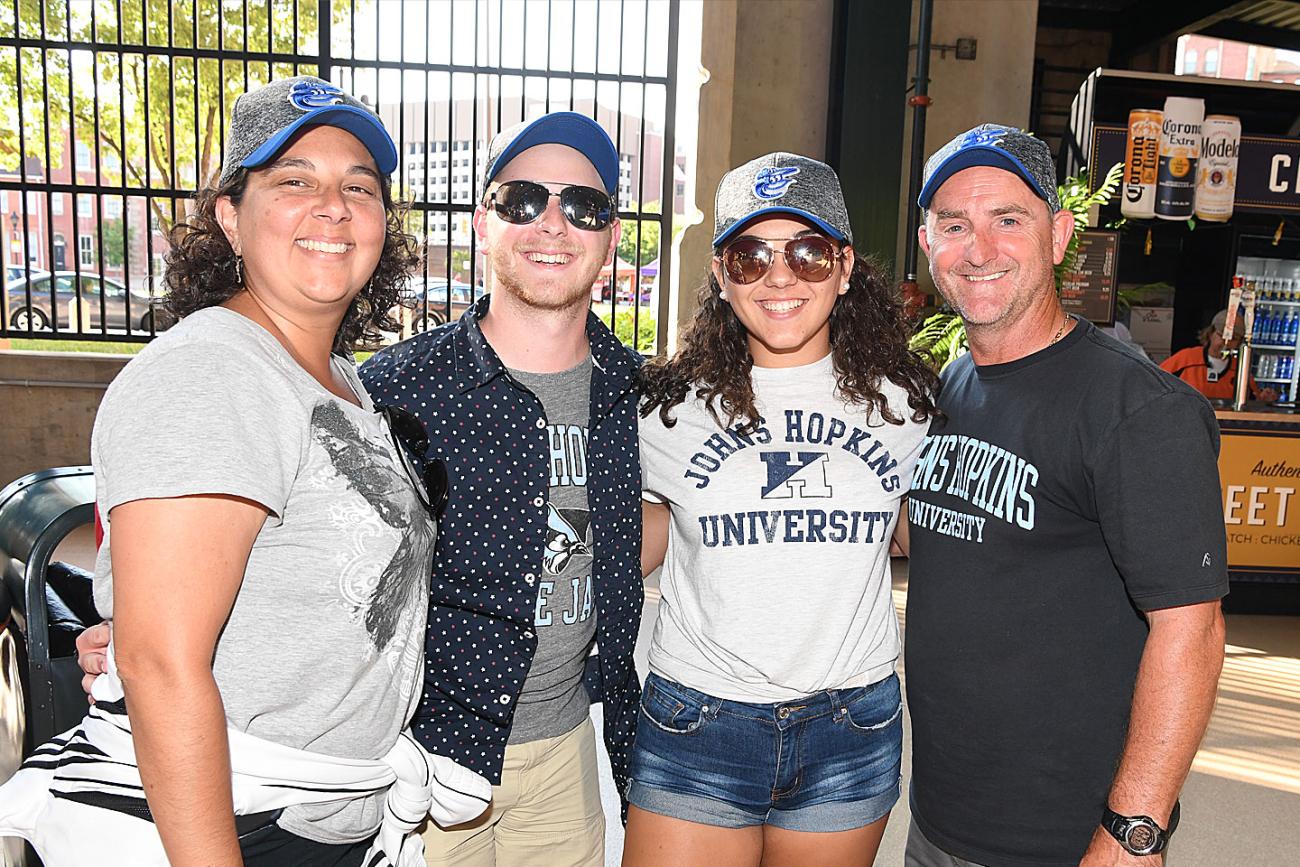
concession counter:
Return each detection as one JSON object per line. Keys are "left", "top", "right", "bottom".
{"left": 1216, "top": 407, "right": 1300, "bottom": 585}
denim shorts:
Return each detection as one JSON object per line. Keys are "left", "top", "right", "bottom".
{"left": 627, "top": 671, "right": 903, "bottom": 832}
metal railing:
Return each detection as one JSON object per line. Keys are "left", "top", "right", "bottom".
{"left": 0, "top": 0, "right": 679, "bottom": 352}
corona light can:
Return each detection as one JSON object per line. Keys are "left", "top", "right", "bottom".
{"left": 1121, "top": 109, "right": 1161, "bottom": 219}
{"left": 1195, "top": 115, "right": 1241, "bottom": 222}
{"left": 1154, "top": 96, "right": 1205, "bottom": 220}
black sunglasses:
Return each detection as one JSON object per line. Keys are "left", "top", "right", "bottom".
{"left": 378, "top": 404, "right": 449, "bottom": 521}
{"left": 487, "top": 179, "right": 615, "bottom": 231}
{"left": 717, "top": 235, "right": 845, "bottom": 285}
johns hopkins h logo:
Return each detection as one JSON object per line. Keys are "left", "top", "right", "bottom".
{"left": 760, "top": 451, "right": 831, "bottom": 499}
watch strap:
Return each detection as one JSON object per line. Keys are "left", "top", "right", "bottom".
{"left": 1102, "top": 800, "right": 1179, "bottom": 856}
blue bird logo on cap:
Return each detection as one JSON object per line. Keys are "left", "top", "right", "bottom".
{"left": 289, "top": 80, "right": 345, "bottom": 111}
{"left": 961, "top": 127, "right": 1007, "bottom": 149}
{"left": 754, "top": 166, "right": 799, "bottom": 200}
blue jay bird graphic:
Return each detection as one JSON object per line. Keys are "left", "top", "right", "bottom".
{"left": 753, "top": 166, "right": 800, "bottom": 200}
{"left": 289, "top": 80, "right": 344, "bottom": 110}
{"left": 543, "top": 504, "right": 592, "bottom": 575}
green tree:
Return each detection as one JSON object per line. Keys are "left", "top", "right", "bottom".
{"left": 2, "top": 1, "right": 360, "bottom": 234}
{"left": 100, "top": 216, "right": 139, "bottom": 267}
{"left": 617, "top": 201, "right": 661, "bottom": 267}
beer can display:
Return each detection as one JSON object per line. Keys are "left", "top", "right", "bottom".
{"left": 1154, "top": 96, "right": 1205, "bottom": 220}
{"left": 1196, "top": 114, "right": 1242, "bottom": 222}
{"left": 1121, "top": 109, "right": 1161, "bottom": 219}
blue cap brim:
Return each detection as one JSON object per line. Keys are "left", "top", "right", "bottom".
{"left": 712, "top": 207, "right": 851, "bottom": 247}
{"left": 486, "top": 113, "right": 619, "bottom": 194}
{"left": 917, "top": 146, "right": 1050, "bottom": 209}
{"left": 241, "top": 105, "right": 398, "bottom": 177}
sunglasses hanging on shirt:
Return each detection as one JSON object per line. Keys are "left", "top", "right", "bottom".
{"left": 378, "top": 404, "right": 450, "bottom": 521}
{"left": 486, "top": 180, "right": 615, "bottom": 231}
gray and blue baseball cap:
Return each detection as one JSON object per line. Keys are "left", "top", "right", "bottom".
{"left": 481, "top": 112, "right": 620, "bottom": 198}
{"left": 713, "top": 152, "right": 853, "bottom": 247}
{"left": 918, "top": 124, "right": 1060, "bottom": 212}
{"left": 219, "top": 75, "right": 397, "bottom": 186}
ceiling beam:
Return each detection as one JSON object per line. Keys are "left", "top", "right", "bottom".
{"left": 1111, "top": 0, "right": 1260, "bottom": 59}
{"left": 1197, "top": 18, "right": 1300, "bottom": 53}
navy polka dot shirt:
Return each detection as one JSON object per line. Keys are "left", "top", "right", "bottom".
{"left": 360, "top": 295, "right": 644, "bottom": 800}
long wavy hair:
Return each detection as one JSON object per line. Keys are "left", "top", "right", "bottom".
{"left": 163, "top": 167, "right": 420, "bottom": 352}
{"left": 640, "top": 253, "right": 939, "bottom": 430}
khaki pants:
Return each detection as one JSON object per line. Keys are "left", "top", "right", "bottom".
{"left": 419, "top": 717, "right": 605, "bottom": 866}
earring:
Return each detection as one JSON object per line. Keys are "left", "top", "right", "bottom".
{"left": 719, "top": 287, "right": 729, "bottom": 301}
{"left": 234, "top": 254, "right": 244, "bottom": 287}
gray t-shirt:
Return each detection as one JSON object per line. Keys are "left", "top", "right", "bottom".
{"left": 506, "top": 356, "right": 597, "bottom": 744}
{"left": 90, "top": 307, "right": 433, "bottom": 844}
{"left": 639, "top": 353, "right": 926, "bottom": 702}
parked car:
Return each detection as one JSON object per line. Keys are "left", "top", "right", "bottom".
{"left": 5, "top": 271, "right": 172, "bottom": 334}
{"left": 5, "top": 265, "right": 50, "bottom": 285}
{"left": 402, "top": 277, "right": 476, "bottom": 331}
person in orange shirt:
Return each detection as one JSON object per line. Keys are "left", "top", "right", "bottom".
{"left": 1160, "top": 309, "right": 1278, "bottom": 403}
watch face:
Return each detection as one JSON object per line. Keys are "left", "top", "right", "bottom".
{"left": 1126, "top": 822, "right": 1157, "bottom": 853}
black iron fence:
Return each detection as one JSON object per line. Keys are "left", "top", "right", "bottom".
{"left": 0, "top": 0, "right": 679, "bottom": 351}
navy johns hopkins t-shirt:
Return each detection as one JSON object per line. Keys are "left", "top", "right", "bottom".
{"left": 904, "top": 321, "right": 1229, "bottom": 867}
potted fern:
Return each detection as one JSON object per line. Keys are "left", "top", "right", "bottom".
{"left": 908, "top": 162, "right": 1125, "bottom": 372}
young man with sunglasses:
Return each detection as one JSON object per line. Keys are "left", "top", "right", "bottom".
{"left": 359, "top": 112, "right": 643, "bottom": 866}
{"left": 901, "top": 125, "right": 1228, "bottom": 867}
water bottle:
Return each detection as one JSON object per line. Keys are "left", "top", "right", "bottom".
{"left": 1289, "top": 312, "right": 1299, "bottom": 346}
{"left": 1258, "top": 310, "right": 1273, "bottom": 344}
{"left": 1271, "top": 311, "right": 1285, "bottom": 345}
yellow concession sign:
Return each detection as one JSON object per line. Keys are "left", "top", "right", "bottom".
{"left": 1219, "top": 427, "right": 1300, "bottom": 576}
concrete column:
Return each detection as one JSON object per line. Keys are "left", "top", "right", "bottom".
{"left": 675, "top": 0, "right": 835, "bottom": 344}
{"left": 898, "top": 0, "right": 1041, "bottom": 290}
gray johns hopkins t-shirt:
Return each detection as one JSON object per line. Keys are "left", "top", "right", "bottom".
{"left": 91, "top": 307, "right": 433, "bottom": 844}
{"left": 507, "top": 356, "right": 597, "bottom": 744}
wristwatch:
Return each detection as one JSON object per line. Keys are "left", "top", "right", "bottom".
{"left": 1101, "top": 801, "right": 1180, "bottom": 856}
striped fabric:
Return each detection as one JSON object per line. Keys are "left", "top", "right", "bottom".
{"left": 0, "top": 649, "right": 491, "bottom": 866}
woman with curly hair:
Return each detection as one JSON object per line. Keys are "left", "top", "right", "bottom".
{"left": 623, "top": 154, "right": 938, "bottom": 867}
{"left": 0, "top": 77, "right": 491, "bottom": 866}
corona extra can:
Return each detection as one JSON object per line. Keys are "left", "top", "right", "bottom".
{"left": 1155, "top": 96, "right": 1205, "bottom": 220}
{"left": 1121, "top": 109, "right": 1161, "bottom": 219}
{"left": 1195, "top": 114, "right": 1241, "bottom": 222}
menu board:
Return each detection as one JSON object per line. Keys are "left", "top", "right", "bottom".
{"left": 1059, "top": 230, "right": 1119, "bottom": 325}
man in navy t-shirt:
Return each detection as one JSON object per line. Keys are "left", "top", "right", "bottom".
{"left": 900, "top": 124, "right": 1228, "bottom": 867}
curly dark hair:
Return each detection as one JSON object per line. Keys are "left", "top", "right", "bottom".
{"left": 162, "top": 167, "right": 420, "bottom": 352}
{"left": 640, "top": 253, "right": 939, "bottom": 431}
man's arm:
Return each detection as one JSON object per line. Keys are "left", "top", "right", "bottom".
{"left": 1080, "top": 599, "right": 1226, "bottom": 866}
{"left": 111, "top": 494, "right": 267, "bottom": 867}
{"left": 891, "top": 502, "right": 910, "bottom": 556}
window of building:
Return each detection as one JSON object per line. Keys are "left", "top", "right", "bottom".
{"left": 78, "top": 194, "right": 94, "bottom": 214}
{"left": 105, "top": 197, "right": 122, "bottom": 218}
{"left": 1184, "top": 48, "right": 1198, "bottom": 73}
{"left": 79, "top": 234, "right": 94, "bottom": 266}
{"left": 1205, "top": 48, "right": 1219, "bottom": 74}
{"left": 76, "top": 141, "right": 92, "bottom": 170}
{"left": 51, "top": 193, "right": 64, "bottom": 216}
